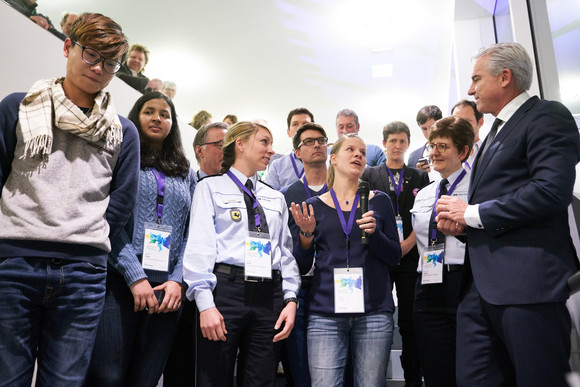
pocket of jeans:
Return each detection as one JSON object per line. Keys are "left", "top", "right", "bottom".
{"left": 0, "top": 257, "right": 11, "bottom": 265}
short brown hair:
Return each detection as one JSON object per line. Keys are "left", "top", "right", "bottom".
{"left": 68, "top": 13, "right": 128, "bottom": 62}
{"left": 428, "top": 116, "right": 474, "bottom": 162}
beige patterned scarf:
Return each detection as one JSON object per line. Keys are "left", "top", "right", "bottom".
{"left": 18, "top": 78, "right": 122, "bottom": 160}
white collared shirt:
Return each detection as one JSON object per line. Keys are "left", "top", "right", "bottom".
{"left": 411, "top": 167, "right": 470, "bottom": 270}
{"left": 183, "top": 167, "right": 300, "bottom": 312}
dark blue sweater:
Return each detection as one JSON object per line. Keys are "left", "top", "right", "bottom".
{"left": 293, "top": 191, "right": 401, "bottom": 315}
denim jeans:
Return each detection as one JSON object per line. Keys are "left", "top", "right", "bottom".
{"left": 307, "top": 312, "right": 394, "bottom": 387}
{"left": 0, "top": 256, "right": 106, "bottom": 387}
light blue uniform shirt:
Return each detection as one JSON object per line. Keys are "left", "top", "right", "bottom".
{"left": 264, "top": 152, "right": 303, "bottom": 190}
{"left": 411, "top": 167, "right": 470, "bottom": 271}
{"left": 183, "top": 167, "right": 301, "bottom": 312}
{"left": 365, "top": 143, "right": 387, "bottom": 167}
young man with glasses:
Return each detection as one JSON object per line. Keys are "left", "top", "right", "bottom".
{"left": 280, "top": 123, "right": 329, "bottom": 387}
{"left": 0, "top": 13, "right": 139, "bottom": 385}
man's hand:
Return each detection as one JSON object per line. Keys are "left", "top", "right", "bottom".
{"left": 273, "top": 301, "right": 297, "bottom": 342}
{"left": 436, "top": 195, "right": 468, "bottom": 236}
{"left": 200, "top": 307, "right": 227, "bottom": 341}
{"left": 415, "top": 161, "right": 431, "bottom": 173}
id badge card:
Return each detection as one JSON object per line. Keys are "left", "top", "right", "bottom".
{"left": 334, "top": 267, "right": 365, "bottom": 313}
{"left": 142, "top": 222, "right": 172, "bottom": 272}
{"left": 421, "top": 243, "right": 444, "bottom": 285}
{"left": 244, "top": 231, "right": 272, "bottom": 278}
{"left": 395, "top": 216, "right": 404, "bottom": 242}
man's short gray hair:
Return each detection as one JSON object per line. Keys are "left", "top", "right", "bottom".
{"left": 474, "top": 43, "right": 533, "bottom": 92}
{"left": 336, "top": 108, "right": 359, "bottom": 127}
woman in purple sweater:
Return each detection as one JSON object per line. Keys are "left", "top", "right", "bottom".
{"left": 291, "top": 133, "right": 401, "bottom": 386}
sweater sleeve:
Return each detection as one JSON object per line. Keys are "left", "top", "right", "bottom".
{"left": 368, "top": 192, "right": 402, "bottom": 269}
{"left": 108, "top": 216, "right": 148, "bottom": 286}
{"left": 106, "top": 116, "right": 140, "bottom": 241}
{"left": 0, "top": 93, "right": 24, "bottom": 191}
{"left": 168, "top": 168, "right": 197, "bottom": 285}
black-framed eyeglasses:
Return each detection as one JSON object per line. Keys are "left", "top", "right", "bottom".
{"left": 298, "top": 137, "right": 328, "bottom": 148}
{"left": 202, "top": 140, "right": 224, "bottom": 150}
{"left": 73, "top": 41, "right": 122, "bottom": 74}
{"left": 428, "top": 143, "right": 452, "bottom": 153}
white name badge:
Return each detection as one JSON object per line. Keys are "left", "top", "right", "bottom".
{"left": 421, "top": 243, "right": 444, "bottom": 285}
{"left": 244, "top": 231, "right": 272, "bottom": 278}
{"left": 334, "top": 267, "right": 365, "bottom": 313}
{"left": 142, "top": 222, "right": 172, "bottom": 272}
{"left": 396, "top": 216, "right": 404, "bottom": 242}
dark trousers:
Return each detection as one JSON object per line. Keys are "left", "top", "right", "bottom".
{"left": 391, "top": 269, "right": 422, "bottom": 386}
{"left": 86, "top": 273, "right": 180, "bottom": 387}
{"left": 162, "top": 298, "right": 197, "bottom": 387}
{"left": 413, "top": 270, "right": 462, "bottom": 387}
{"left": 456, "top": 280, "right": 571, "bottom": 387}
{"left": 285, "top": 279, "right": 312, "bottom": 386}
{"left": 196, "top": 270, "right": 284, "bottom": 387}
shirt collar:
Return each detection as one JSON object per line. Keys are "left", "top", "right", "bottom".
{"left": 443, "top": 167, "right": 466, "bottom": 188}
{"left": 229, "top": 167, "right": 258, "bottom": 192}
{"left": 496, "top": 91, "right": 531, "bottom": 127}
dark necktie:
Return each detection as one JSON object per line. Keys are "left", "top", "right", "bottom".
{"left": 477, "top": 118, "right": 502, "bottom": 166}
{"left": 429, "top": 178, "right": 448, "bottom": 245}
{"left": 243, "top": 180, "right": 269, "bottom": 233}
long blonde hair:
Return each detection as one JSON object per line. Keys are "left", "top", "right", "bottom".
{"left": 327, "top": 133, "right": 365, "bottom": 189}
{"left": 220, "top": 121, "right": 272, "bottom": 174}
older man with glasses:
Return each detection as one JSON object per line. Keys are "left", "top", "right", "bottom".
{"left": 0, "top": 13, "right": 139, "bottom": 386}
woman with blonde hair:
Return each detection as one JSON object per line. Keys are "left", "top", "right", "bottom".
{"left": 183, "top": 121, "right": 301, "bottom": 386}
{"left": 291, "top": 133, "right": 401, "bottom": 386}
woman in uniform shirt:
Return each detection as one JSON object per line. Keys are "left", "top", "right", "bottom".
{"left": 290, "top": 133, "right": 401, "bottom": 387}
{"left": 183, "top": 121, "right": 301, "bottom": 386}
{"left": 410, "top": 116, "right": 474, "bottom": 387}
{"left": 87, "top": 92, "right": 195, "bottom": 386}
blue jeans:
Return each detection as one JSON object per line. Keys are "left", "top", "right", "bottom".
{"left": 0, "top": 257, "right": 106, "bottom": 387}
{"left": 307, "top": 312, "right": 394, "bottom": 387}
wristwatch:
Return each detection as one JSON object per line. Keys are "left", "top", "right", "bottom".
{"left": 300, "top": 230, "right": 314, "bottom": 237}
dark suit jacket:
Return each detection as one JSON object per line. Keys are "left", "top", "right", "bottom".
{"left": 407, "top": 144, "right": 427, "bottom": 169}
{"left": 467, "top": 96, "right": 580, "bottom": 305}
{"left": 362, "top": 164, "right": 429, "bottom": 272}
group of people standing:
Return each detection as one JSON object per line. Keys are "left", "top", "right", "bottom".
{"left": 0, "top": 10, "right": 579, "bottom": 387}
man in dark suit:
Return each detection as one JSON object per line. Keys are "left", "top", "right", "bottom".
{"left": 437, "top": 42, "right": 580, "bottom": 386}
{"left": 407, "top": 105, "right": 442, "bottom": 173}
{"left": 362, "top": 121, "right": 429, "bottom": 387}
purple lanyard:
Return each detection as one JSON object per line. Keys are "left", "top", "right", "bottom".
{"left": 431, "top": 169, "right": 467, "bottom": 241}
{"left": 151, "top": 168, "right": 166, "bottom": 223}
{"left": 303, "top": 177, "right": 327, "bottom": 199}
{"left": 386, "top": 166, "right": 404, "bottom": 215}
{"left": 226, "top": 170, "right": 261, "bottom": 230}
{"left": 464, "top": 161, "right": 472, "bottom": 170}
{"left": 290, "top": 153, "right": 305, "bottom": 179}
{"left": 330, "top": 188, "right": 360, "bottom": 268}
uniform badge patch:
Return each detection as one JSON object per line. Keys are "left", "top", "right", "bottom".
{"left": 230, "top": 209, "right": 242, "bottom": 222}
